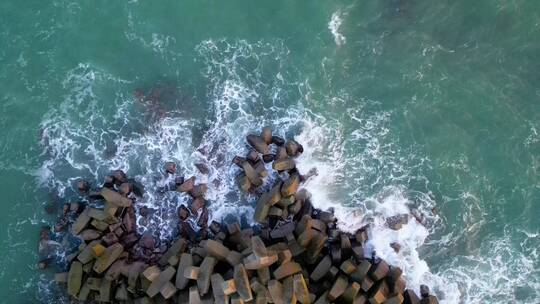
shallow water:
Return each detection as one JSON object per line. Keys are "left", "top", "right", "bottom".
{"left": 1, "top": 1, "right": 539, "bottom": 303}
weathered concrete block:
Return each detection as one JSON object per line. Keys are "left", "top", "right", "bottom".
{"left": 368, "top": 281, "right": 390, "bottom": 304}
{"left": 271, "top": 221, "right": 296, "bottom": 239}
{"left": 361, "top": 276, "right": 374, "bottom": 292}
{"left": 159, "top": 238, "right": 186, "bottom": 266}
{"left": 67, "top": 261, "right": 83, "bottom": 296}
{"left": 257, "top": 266, "right": 271, "bottom": 285}
{"left": 221, "top": 279, "right": 237, "bottom": 295}
{"left": 72, "top": 208, "right": 91, "bottom": 235}
{"left": 385, "top": 293, "right": 405, "bottom": 304}
{"left": 274, "top": 261, "right": 302, "bottom": 280}
{"left": 354, "top": 294, "right": 368, "bottom": 304}
{"left": 167, "top": 255, "right": 179, "bottom": 266}
{"left": 234, "top": 264, "right": 253, "bottom": 301}
{"left": 244, "top": 253, "right": 278, "bottom": 270}
{"left": 254, "top": 192, "right": 271, "bottom": 224}
{"left": 341, "top": 234, "right": 353, "bottom": 257}
{"left": 54, "top": 272, "right": 68, "bottom": 283}
{"left": 77, "top": 282, "right": 91, "bottom": 301}
{"left": 305, "top": 232, "right": 328, "bottom": 264}
{"left": 327, "top": 266, "right": 339, "bottom": 282}
{"left": 99, "top": 277, "right": 112, "bottom": 302}
{"left": 143, "top": 265, "right": 161, "bottom": 282}
{"left": 310, "top": 219, "right": 327, "bottom": 233}
{"left": 92, "top": 243, "right": 124, "bottom": 274}
{"left": 147, "top": 266, "right": 176, "bottom": 297}
{"left": 355, "top": 229, "right": 368, "bottom": 244}
{"left": 104, "top": 202, "right": 118, "bottom": 217}
{"left": 204, "top": 239, "right": 230, "bottom": 261}
{"left": 285, "top": 139, "right": 303, "bottom": 157}
{"left": 184, "top": 266, "right": 200, "bottom": 280}
{"left": 278, "top": 249, "right": 292, "bottom": 265}
{"left": 351, "top": 260, "right": 371, "bottom": 283}
{"left": 211, "top": 273, "right": 229, "bottom": 304}
{"left": 272, "top": 158, "right": 296, "bottom": 171}
{"left": 177, "top": 176, "right": 195, "bottom": 192}
{"left": 86, "top": 277, "right": 101, "bottom": 290}
{"left": 77, "top": 240, "right": 101, "bottom": 264}
{"left": 127, "top": 261, "right": 146, "bottom": 290}
{"left": 256, "top": 292, "right": 269, "bottom": 304}
{"left": 403, "top": 289, "right": 420, "bottom": 304}
{"left": 369, "top": 260, "right": 390, "bottom": 281}
{"left": 104, "top": 259, "right": 127, "bottom": 281}
{"left": 293, "top": 274, "right": 310, "bottom": 304}
{"left": 267, "top": 182, "right": 283, "bottom": 206}
{"left": 310, "top": 255, "right": 332, "bottom": 282}
{"left": 341, "top": 282, "right": 361, "bottom": 303}
{"left": 190, "top": 184, "right": 208, "bottom": 198}
{"left": 231, "top": 294, "right": 245, "bottom": 304}
{"left": 283, "top": 276, "right": 297, "bottom": 304}
{"left": 79, "top": 229, "right": 101, "bottom": 241}
{"left": 277, "top": 195, "right": 296, "bottom": 208}
{"left": 91, "top": 243, "right": 106, "bottom": 257}
{"left": 82, "top": 261, "right": 94, "bottom": 273}
{"left": 314, "top": 291, "right": 330, "bottom": 304}
{"left": 392, "top": 276, "right": 407, "bottom": 295}
{"left": 242, "top": 161, "right": 263, "bottom": 186}
{"left": 269, "top": 206, "right": 284, "bottom": 217}
{"left": 288, "top": 199, "right": 303, "bottom": 216}
{"left": 100, "top": 188, "right": 133, "bottom": 207}
{"left": 340, "top": 260, "right": 357, "bottom": 275}
{"left": 236, "top": 173, "right": 251, "bottom": 192}
{"left": 88, "top": 208, "right": 109, "bottom": 221}
{"left": 175, "top": 253, "right": 193, "bottom": 289}
{"left": 115, "top": 282, "right": 129, "bottom": 301}
{"left": 281, "top": 173, "right": 300, "bottom": 197}
{"left": 261, "top": 127, "right": 272, "bottom": 144}
{"left": 177, "top": 290, "right": 190, "bottom": 304}
{"left": 254, "top": 160, "right": 268, "bottom": 178}
{"left": 419, "top": 295, "right": 439, "bottom": 304}
{"left": 247, "top": 134, "right": 270, "bottom": 154}
{"left": 295, "top": 215, "right": 312, "bottom": 235}
{"left": 189, "top": 285, "right": 202, "bottom": 304}
{"left": 268, "top": 280, "right": 285, "bottom": 304}
{"left": 197, "top": 256, "right": 216, "bottom": 295}
{"left": 352, "top": 245, "right": 364, "bottom": 260}
{"left": 297, "top": 227, "right": 313, "bottom": 247}
{"left": 160, "top": 281, "right": 178, "bottom": 299}
{"left": 287, "top": 239, "right": 306, "bottom": 257}
{"left": 91, "top": 219, "right": 109, "bottom": 231}
{"left": 251, "top": 236, "right": 266, "bottom": 256}
{"left": 328, "top": 275, "right": 348, "bottom": 301}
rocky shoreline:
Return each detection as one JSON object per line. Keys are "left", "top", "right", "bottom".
{"left": 41, "top": 127, "right": 439, "bottom": 304}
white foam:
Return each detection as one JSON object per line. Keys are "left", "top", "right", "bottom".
{"left": 328, "top": 10, "right": 347, "bottom": 46}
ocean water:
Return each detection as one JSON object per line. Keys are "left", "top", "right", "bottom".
{"left": 1, "top": 0, "right": 539, "bottom": 303}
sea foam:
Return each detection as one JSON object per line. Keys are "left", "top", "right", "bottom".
{"left": 328, "top": 10, "right": 346, "bottom": 46}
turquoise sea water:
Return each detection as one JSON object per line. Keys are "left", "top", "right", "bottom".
{"left": 1, "top": 1, "right": 539, "bottom": 303}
